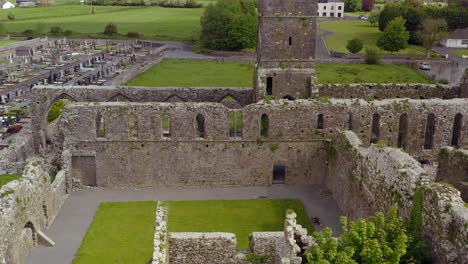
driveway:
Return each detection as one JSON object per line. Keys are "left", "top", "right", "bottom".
{"left": 26, "top": 185, "right": 342, "bottom": 264}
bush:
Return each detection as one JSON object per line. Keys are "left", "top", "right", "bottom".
{"left": 344, "top": 0, "right": 361, "bottom": 12}
{"left": 378, "top": 2, "right": 402, "bottom": 31}
{"left": 23, "top": 29, "right": 36, "bottom": 39}
{"left": 49, "top": 26, "right": 63, "bottom": 36}
{"left": 7, "top": 12, "right": 15, "bottom": 21}
{"left": 361, "top": 0, "right": 374, "bottom": 12}
{"left": 200, "top": 0, "right": 257, "bottom": 51}
{"left": 103, "top": 23, "right": 118, "bottom": 36}
{"left": 158, "top": 0, "right": 202, "bottom": 8}
{"left": 365, "top": 47, "right": 381, "bottom": 64}
{"left": 63, "top": 30, "right": 74, "bottom": 37}
{"left": 126, "top": 31, "right": 141, "bottom": 38}
{"left": 377, "top": 17, "right": 410, "bottom": 53}
{"left": 346, "top": 38, "right": 363, "bottom": 54}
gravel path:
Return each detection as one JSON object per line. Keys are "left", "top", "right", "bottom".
{"left": 26, "top": 185, "right": 342, "bottom": 264}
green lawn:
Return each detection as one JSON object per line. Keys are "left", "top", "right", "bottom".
{"left": 0, "top": 39, "right": 19, "bottom": 47}
{"left": 125, "top": 60, "right": 254, "bottom": 87}
{"left": 450, "top": 49, "right": 468, "bottom": 58}
{"left": 73, "top": 202, "right": 156, "bottom": 264}
{"left": 317, "top": 64, "right": 432, "bottom": 84}
{"left": 0, "top": 5, "right": 203, "bottom": 41}
{"left": 0, "top": 174, "right": 21, "bottom": 188}
{"left": 319, "top": 20, "right": 428, "bottom": 55}
{"left": 167, "top": 199, "right": 313, "bottom": 249}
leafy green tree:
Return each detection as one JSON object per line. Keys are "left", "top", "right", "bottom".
{"left": 346, "top": 38, "right": 364, "bottom": 54}
{"left": 368, "top": 9, "right": 381, "bottom": 27}
{"left": 49, "top": 26, "right": 63, "bottom": 36}
{"left": 344, "top": 0, "right": 361, "bottom": 12}
{"left": 7, "top": 12, "right": 15, "bottom": 21}
{"left": 365, "top": 47, "right": 381, "bottom": 64}
{"left": 417, "top": 18, "right": 447, "bottom": 58}
{"left": 306, "top": 206, "right": 409, "bottom": 264}
{"left": 378, "top": 2, "right": 402, "bottom": 31}
{"left": 103, "top": 22, "right": 118, "bottom": 36}
{"left": 200, "top": 0, "right": 257, "bottom": 51}
{"left": 377, "top": 17, "right": 410, "bottom": 53}
{"left": 402, "top": 1, "right": 427, "bottom": 44}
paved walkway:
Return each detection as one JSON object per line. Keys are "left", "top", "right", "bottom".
{"left": 26, "top": 185, "right": 342, "bottom": 264}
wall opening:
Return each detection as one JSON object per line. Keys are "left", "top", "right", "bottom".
{"left": 283, "top": 95, "right": 295, "bottom": 101}
{"left": 229, "top": 112, "right": 243, "bottom": 138}
{"left": 266, "top": 77, "right": 273, "bottom": 95}
{"left": 273, "top": 164, "right": 286, "bottom": 184}
{"left": 370, "top": 113, "right": 380, "bottom": 144}
{"left": 397, "top": 113, "right": 408, "bottom": 149}
{"left": 317, "top": 114, "right": 324, "bottom": 129}
{"left": 288, "top": 36, "right": 292, "bottom": 46}
{"left": 72, "top": 155, "right": 97, "bottom": 186}
{"left": 24, "top": 221, "right": 37, "bottom": 246}
{"left": 195, "top": 113, "right": 206, "bottom": 138}
{"left": 424, "top": 113, "right": 436, "bottom": 149}
{"left": 348, "top": 112, "right": 353, "bottom": 130}
{"left": 128, "top": 114, "right": 138, "bottom": 139}
{"left": 451, "top": 113, "right": 463, "bottom": 147}
{"left": 162, "top": 114, "right": 171, "bottom": 137}
{"left": 96, "top": 113, "right": 105, "bottom": 138}
{"left": 42, "top": 204, "right": 49, "bottom": 228}
{"left": 260, "top": 114, "right": 269, "bottom": 137}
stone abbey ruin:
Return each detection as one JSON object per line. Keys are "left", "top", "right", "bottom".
{"left": 0, "top": 0, "right": 467, "bottom": 263}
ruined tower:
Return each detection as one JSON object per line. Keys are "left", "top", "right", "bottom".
{"left": 254, "top": 0, "right": 318, "bottom": 101}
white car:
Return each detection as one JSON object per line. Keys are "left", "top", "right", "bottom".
{"left": 419, "top": 62, "right": 431, "bottom": 71}
{"left": 359, "top": 15, "right": 368, "bottom": 20}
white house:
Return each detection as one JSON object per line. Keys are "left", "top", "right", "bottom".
{"left": 317, "top": 0, "right": 344, "bottom": 18}
{"left": 443, "top": 28, "right": 468, "bottom": 48}
{"left": 2, "top": 1, "right": 15, "bottom": 9}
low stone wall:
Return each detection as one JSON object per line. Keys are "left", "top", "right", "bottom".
{"left": 250, "top": 232, "right": 283, "bottom": 264}
{"left": 0, "top": 160, "right": 68, "bottom": 264}
{"left": 319, "top": 83, "right": 460, "bottom": 100}
{"left": 0, "top": 125, "right": 34, "bottom": 174}
{"left": 169, "top": 233, "right": 247, "bottom": 264}
{"left": 436, "top": 147, "right": 468, "bottom": 201}
{"left": 422, "top": 183, "right": 468, "bottom": 264}
{"left": 152, "top": 203, "right": 168, "bottom": 264}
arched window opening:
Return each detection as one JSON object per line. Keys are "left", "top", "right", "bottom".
{"left": 162, "top": 114, "right": 171, "bottom": 137}
{"left": 348, "top": 112, "right": 353, "bottom": 130}
{"left": 260, "top": 114, "right": 269, "bottom": 137}
{"left": 195, "top": 113, "right": 205, "bottom": 138}
{"left": 397, "top": 113, "right": 408, "bottom": 149}
{"left": 370, "top": 113, "right": 380, "bottom": 144}
{"left": 96, "top": 113, "right": 105, "bottom": 138}
{"left": 266, "top": 77, "right": 273, "bottom": 96}
{"left": 229, "top": 112, "right": 243, "bottom": 138}
{"left": 317, "top": 114, "right": 324, "bottom": 129}
{"left": 451, "top": 113, "right": 463, "bottom": 147}
{"left": 424, "top": 113, "right": 436, "bottom": 149}
{"left": 128, "top": 114, "right": 138, "bottom": 139}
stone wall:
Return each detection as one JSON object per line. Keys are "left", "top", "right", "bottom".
{"left": 422, "top": 183, "right": 468, "bottom": 264}
{"left": 0, "top": 124, "right": 34, "bottom": 174}
{"left": 0, "top": 160, "right": 68, "bottom": 264}
{"left": 318, "top": 83, "right": 461, "bottom": 100}
{"left": 169, "top": 233, "right": 247, "bottom": 264}
{"left": 436, "top": 147, "right": 468, "bottom": 202}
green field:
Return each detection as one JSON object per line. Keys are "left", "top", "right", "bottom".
{"left": 450, "top": 49, "right": 468, "bottom": 58}
{"left": 0, "top": 174, "right": 21, "bottom": 188}
{"left": 167, "top": 199, "right": 313, "bottom": 249}
{"left": 0, "top": 39, "right": 19, "bottom": 47}
{"left": 126, "top": 59, "right": 254, "bottom": 87}
{"left": 73, "top": 202, "right": 156, "bottom": 264}
{"left": 319, "top": 20, "right": 428, "bottom": 55}
{"left": 318, "top": 64, "right": 432, "bottom": 84}
{"left": 0, "top": 5, "right": 203, "bottom": 41}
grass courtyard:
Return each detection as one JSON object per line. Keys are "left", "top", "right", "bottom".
{"left": 0, "top": 174, "right": 21, "bottom": 189}
{"left": 125, "top": 59, "right": 254, "bottom": 87}
{"left": 0, "top": 5, "right": 203, "bottom": 41}
{"left": 73, "top": 201, "right": 157, "bottom": 264}
{"left": 73, "top": 199, "right": 312, "bottom": 262}
{"left": 166, "top": 199, "right": 313, "bottom": 249}
{"left": 126, "top": 60, "right": 432, "bottom": 86}
{"left": 319, "top": 20, "right": 428, "bottom": 55}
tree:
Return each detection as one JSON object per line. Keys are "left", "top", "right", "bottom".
{"left": 362, "top": 0, "right": 374, "bottom": 12}
{"left": 369, "top": 9, "right": 380, "bottom": 27}
{"left": 402, "top": 3, "right": 427, "bottom": 44}
{"left": 378, "top": 3, "right": 402, "bottom": 31}
{"left": 49, "top": 26, "right": 63, "bottom": 36}
{"left": 365, "top": 47, "right": 381, "bottom": 64}
{"left": 377, "top": 17, "right": 410, "bottom": 53}
{"left": 344, "top": 0, "right": 361, "bottom": 12}
{"left": 306, "top": 206, "right": 409, "bottom": 264}
{"left": 103, "top": 23, "right": 118, "bottom": 36}
{"left": 200, "top": 0, "right": 257, "bottom": 51}
{"left": 417, "top": 18, "right": 448, "bottom": 58}
{"left": 7, "top": 12, "right": 15, "bottom": 21}
{"left": 346, "top": 38, "right": 364, "bottom": 54}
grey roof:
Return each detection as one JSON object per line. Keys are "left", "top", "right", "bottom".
{"left": 448, "top": 28, "right": 468, "bottom": 39}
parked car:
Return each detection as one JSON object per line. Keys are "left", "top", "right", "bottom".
{"left": 359, "top": 15, "right": 368, "bottom": 20}
{"left": 419, "top": 62, "right": 431, "bottom": 71}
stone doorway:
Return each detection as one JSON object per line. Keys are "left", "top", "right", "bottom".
{"left": 273, "top": 164, "right": 286, "bottom": 184}
{"left": 72, "top": 155, "right": 97, "bottom": 186}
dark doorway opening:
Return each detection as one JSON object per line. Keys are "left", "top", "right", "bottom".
{"left": 370, "top": 113, "right": 380, "bottom": 144}
{"left": 397, "top": 113, "right": 408, "bottom": 149}
{"left": 266, "top": 77, "right": 273, "bottom": 95}
{"left": 424, "top": 113, "right": 436, "bottom": 149}
{"left": 273, "top": 164, "right": 286, "bottom": 184}
{"left": 451, "top": 113, "right": 463, "bottom": 147}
